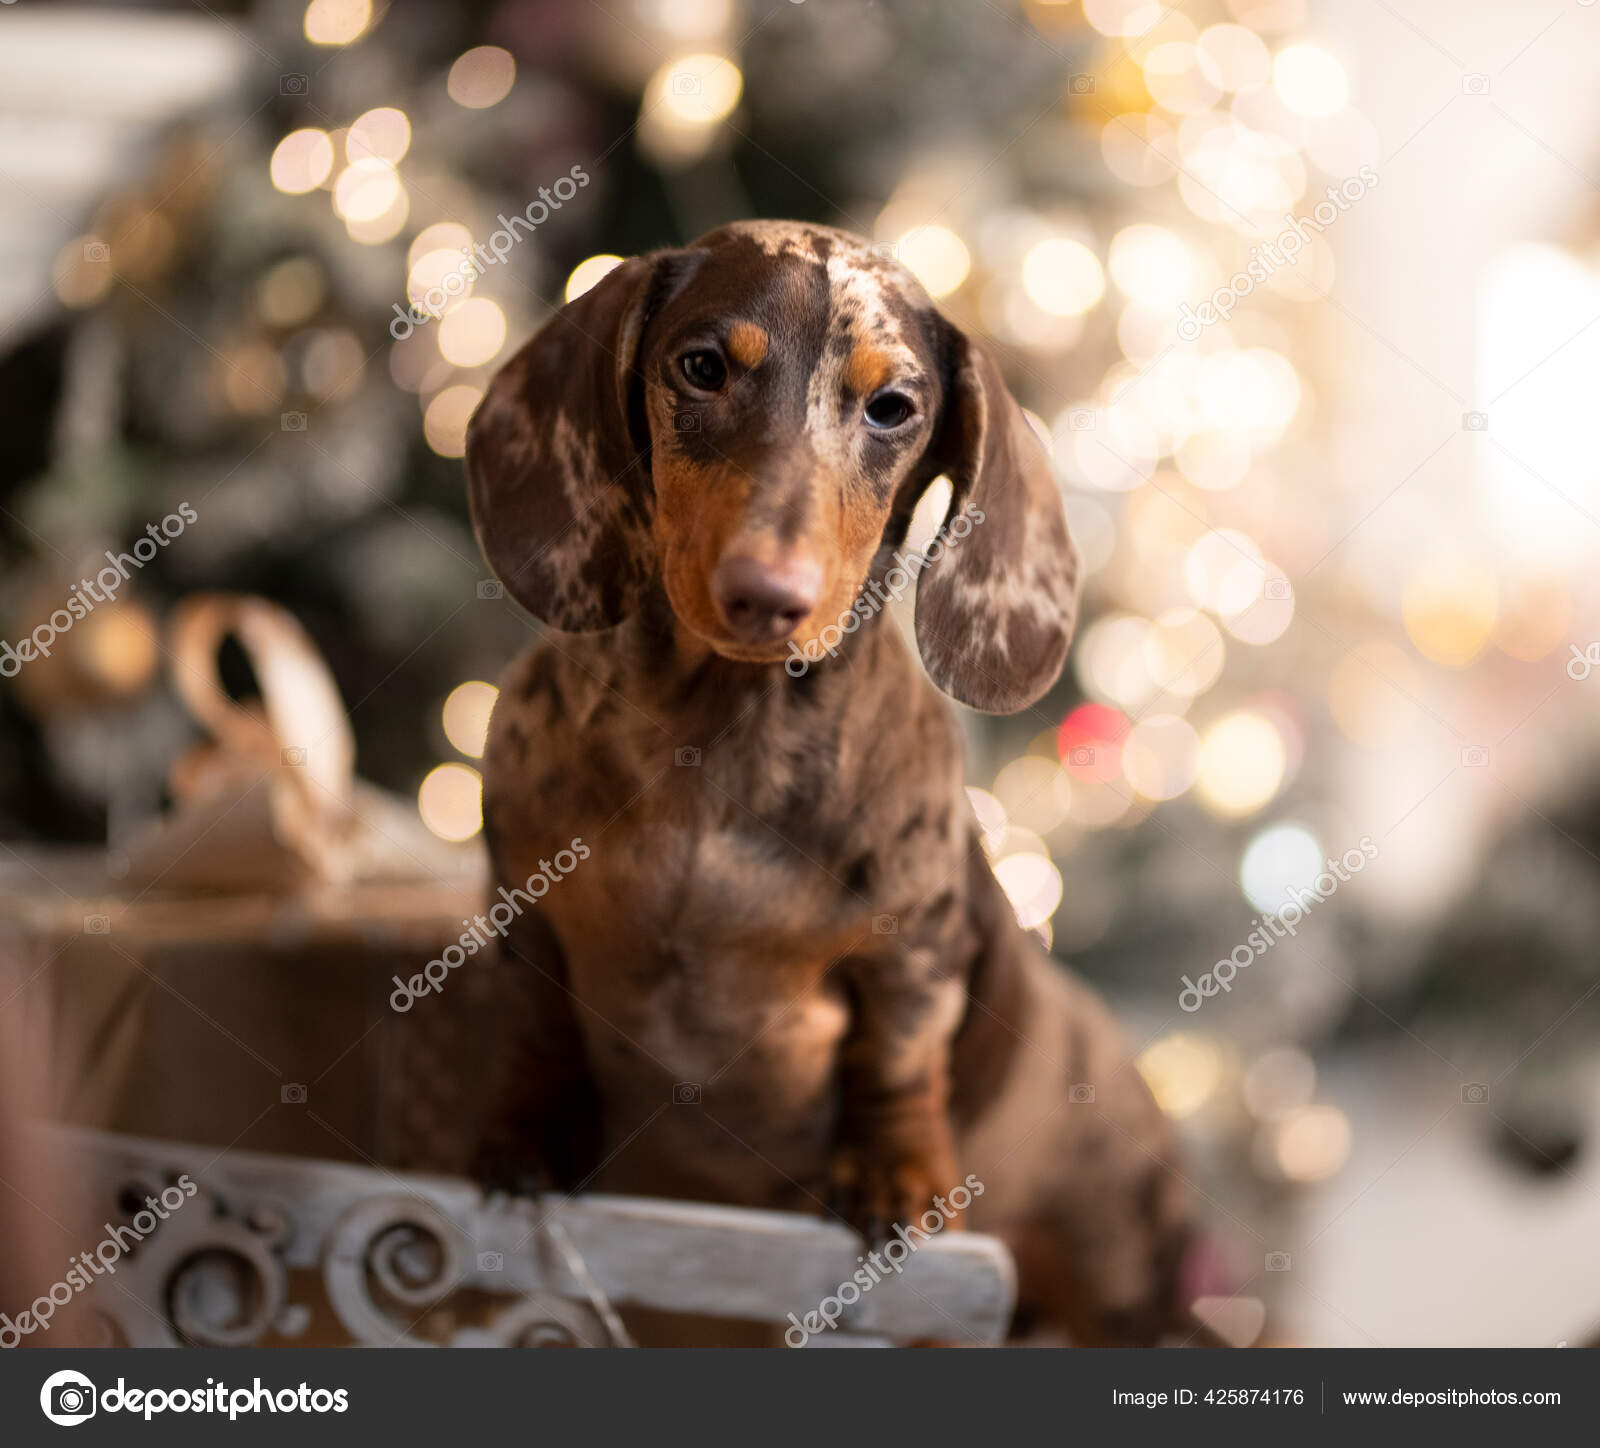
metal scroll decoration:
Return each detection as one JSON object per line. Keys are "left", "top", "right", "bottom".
{"left": 38, "top": 1125, "right": 1015, "bottom": 1349}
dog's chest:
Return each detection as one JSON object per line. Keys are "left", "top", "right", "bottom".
{"left": 502, "top": 760, "right": 864, "bottom": 1086}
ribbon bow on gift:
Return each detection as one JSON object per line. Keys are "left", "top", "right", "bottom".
{"left": 123, "top": 593, "right": 471, "bottom": 893}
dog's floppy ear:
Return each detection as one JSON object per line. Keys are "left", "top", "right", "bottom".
{"left": 913, "top": 318, "right": 1081, "bottom": 713}
{"left": 466, "top": 254, "right": 675, "bottom": 631}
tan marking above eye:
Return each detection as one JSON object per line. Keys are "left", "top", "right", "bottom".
{"left": 727, "top": 322, "right": 769, "bottom": 369}
{"left": 843, "top": 341, "right": 893, "bottom": 400}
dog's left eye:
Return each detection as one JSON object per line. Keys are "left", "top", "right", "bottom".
{"left": 680, "top": 350, "right": 727, "bottom": 392}
{"left": 864, "top": 391, "right": 915, "bottom": 430}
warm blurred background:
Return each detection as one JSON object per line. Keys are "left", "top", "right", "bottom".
{"left": 2, "top": 0, "right": 1598, "bottom": 1347}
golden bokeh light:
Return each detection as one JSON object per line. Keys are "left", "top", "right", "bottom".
{"left": 344, "top": 184, "right": 409, "bottom": 245}
{"left": 408, "top": 248, "right": 475, "bottom": 317}
{"left": 992, "top": 756, "right": 1073, "bottom": 835}
{"left": 965, "top": 786, "right": 1009, "bottom": 856}
{"left": 1142, "top": 41, "right": 1224, "bottom": 116}
{"left": 1138, "top": 1034, "right": 1223, "bottom": 1118}
{"left": 442, "top": 681, "right": 499, "bottom": 759}
{"left": 1220, "top": 562, "right": 1294, "bottom": 646}
{"left": 1108, "top": 224, "right": 1191, "bottom": 307}
{"left": 347, "top": 107, "right": 412, "bottom": 165}
{"left": 1076, "top": 613, "right": 1156, "bottom": 711}
{"left": 1328, "top": 641, "right": 1424, "bottom": 750}
{"left": 1101, "top": 113, "right": 1181, "bottom": 188}
{"left": 408, "top": 224, "right": 472, "bottom": 272}
{"left": 1272, "top": 1104, "right": 1352, "bottom": 1182}
{"left": 1494, "top": 573, "right": 1572, "bottom": 662}
{"left": 417, "top": 762, "right": 483, "bottom": 842}
{"left": 1021, "top": 238, "right": 1105, "bottom": 317}
{"left": 1197, "top": 23, "right": 1271, "bottom": 91}
{"left": 422, "top": 384, "right": 482, "bottom": 458}
{"left": 1401, "top": 552, "right": 1499, "bottom": 668}
{"left": 1085, "top": 0, "right": 1165, "bottom": 38}
{"left": 565, "top": 254, "right": 625, "bottom": 302}
{"left": 270, "top": 129, "right": 335, "bottom": 195}
{"left": 1272, "top": 43, "right": 1349, "bottom": 118}
{"left": 895, "top": 225, "right": 971, "bottom": 298}
{"left": 1196, "top": 710, "right": 1285, "bottom": 817}
{"left": 438, "top": 297, "right": 508, "bottom": 368}
{"left": 1143, "top": 607, "right": 1226, "bottom": 695}
{"left": 448, "top": 46, "right": 517, "bottom": 109}
{"left": 332, "top": 158, "right": 402, "bottom": 223}
{"left": 640, "top": 53, "right": 743, "bottom": 163}
{"left": 1185, "top": 528, "right": 1263, "bottom": 612}
{"left": 1122, "top": 715, "right": 1201, "bottom": 801}
{"left": 993, "top": 851, "right": 1064, "bottom": 931}
{"left": 304, "top": 0, "right": 373, "bottom": 47}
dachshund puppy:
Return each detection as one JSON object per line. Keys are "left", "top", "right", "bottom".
{"left": 465, "top": 221, "right": 1195, "bottom": 1345}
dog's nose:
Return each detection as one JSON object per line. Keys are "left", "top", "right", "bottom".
{"left": 712, "top": 554, "right": 822, "bottom": 641}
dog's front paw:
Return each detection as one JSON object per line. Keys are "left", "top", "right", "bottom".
{"left": 825, "top": 1140, "right": 966, "bottom": 1243}
{"left": 471, "top": 1133, "right": 559, "bottom": 1199}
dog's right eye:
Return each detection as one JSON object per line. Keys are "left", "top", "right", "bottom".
{"left": 680, "top": 350, "right": 727, "bottom": 392}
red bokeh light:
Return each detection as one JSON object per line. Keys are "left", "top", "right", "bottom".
{"left": 1057, "top": 703, "right": 1130, "bottom": 783}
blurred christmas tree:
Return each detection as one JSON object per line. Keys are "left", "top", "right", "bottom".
{"left": 6, "top": 1, "right": 1597, "bottom": 1239}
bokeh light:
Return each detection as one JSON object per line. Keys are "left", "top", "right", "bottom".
{"left": 1196, "top": 711, "right": 1285, "bottom": 817}
{"left": 333, "top": 158, "right": 401, "bottom": 223}
{"left": 1328, "top": 641, "right": 1425, "bottom": 750}
{"left": 1021, "top": 238, "right": 1105, "bottom": 316}
{"left": 895, "top": 225, "right": 971, "bottom": 298}
{"left": 409, "top": 247, "right": 475, "bottom": 317}
{"left": 1143, "top": 607, "right": 1226, "bottom": 696}
{"left": 438, "top": 297, "right": 508, "bottom": 368}
{"left": 417, "top": 762, "right": 483, "bottom": 842}
{"left": 1138, "top": 1034, "right": 1223, "bottom": 1119}
{"left": 1402, "top": 553, "right": 1499, "bottom": 668}
{"left": 442, "top": 681, "right": 499, "bottom": 759}
{"left": 1272, "top": 43, "right": 1349, "bottom": 118}
{"left": 270, "top": 129, "right": 335, "bottom": 195}
{"left": 1272, "top": 1104, "right": 1352, "bottom": 1182}
{"left": 1108, "top": 224, "right": 1191, "bottom": 306}
{"left": 566, "top": 254, "right": 625, "bottom": 302}
{"left": 448, "top": 46, "right": 517, "bottom": 109}
{"left": 423, "top": 384, "right": 482, "bottom": 458}
{"left": 1122, "top": 715, "right": 1200, "bottom": 800}
{"left": 994, "top": 851, "right": 1064, "bottom": 931}
{"left": 347, "top": 108, "right": 412, "bottom": 165}
{"left": 304, "top": 0, "right": 372, "bottom": 47}
{"left": 992, "top": 756, "right": 1074, "bottom": 835}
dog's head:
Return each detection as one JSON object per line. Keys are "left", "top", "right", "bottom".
{"left": 466, "top": 220, "right": 1078, "bottom": 712}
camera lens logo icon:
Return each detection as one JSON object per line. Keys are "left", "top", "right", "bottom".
{"left": 40, "top": 1371, "right": 97, "bottom": 1426}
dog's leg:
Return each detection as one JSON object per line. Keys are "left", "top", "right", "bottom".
{"left": 826, "top": 958, "right": 968, "bottom": 1240}
{"left": 472, "top": 908, "right": 599, "bottom": 1196}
